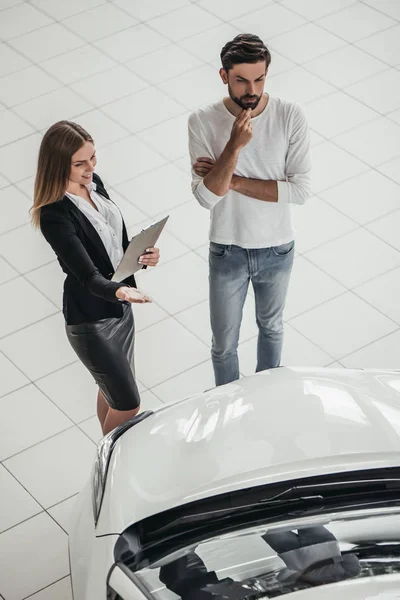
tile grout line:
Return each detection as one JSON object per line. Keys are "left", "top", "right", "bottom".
{"left": 0, "top": 242, "right": 398, "bottom": 373}
{"left": 3, "top": 72, "right": 398, "bottom": 198}
{"left": 336, "top": 324, "right": 400, "bottom": 364}
{"left": 301, "top": 217, "right": 400, "bottom": 291}
{"left": 285, "top": 274, "right": 400, "bottom": 332}
{"left": 1, "top": 222, "right": 399, "bottom": 383}
{"left": 0, "top": 357, "right": 79, "bottom": 401}
{"left": 310, "top": 145, "right": 391, "bottom": 192}
{"left": 147, "top": 356, "right": 212, "bottom": 397}
{"left": 0, "top": 459, "right": 75, "bottom": 541}
{"left": 302, "top": 192, "right": 400, "bottom": 263}
{"left": 1, "top": 13, "right": 399, "bottom": 189}
{"left": 351, "top": 0, "right": 400, "bottom": 23}
{"left": 288, "top": 288, "right": 400, "bottom": 363}
{"left": 0, "top": 12, "right": 399, "bottom": 366}
{"left": 0, "top": 127, "right": 40, "bottom": 150}
{"left": 22, "top": 575, "right": 71, "bottom": 600}
{"left": 0, "top": 2, "right": 397, "bottom": 598}
{"left": 316, "top": 191, "right": 400, "bottom": 232}
{"left": 275, "top": 0, "right": 400, "bottom": 26}
{"left": 20, "top": 272, "right": 61, "bottom": 311}
{"left": 1, "top": 12, "right": 198, "bottom": 150}
{"left": 2, "top": 2, "right": 399, "bottom": 85}
{"left": 293, "top": 251, "right": 400, "bottom": 329}
{"left": 0, "top": 308, "right": 60, "bottom": 342}
{"left": 1, "top": 5, "right": 348, "bottom": 137}
{"left": 0, "top": 422, "right": 76, "bottom": 463}
{"left": 0, "top": 28, "right": 396, "bottom": 340}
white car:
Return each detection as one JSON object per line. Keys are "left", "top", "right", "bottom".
{"left": 69, "top": 367, "right": 400, "bottom": 600}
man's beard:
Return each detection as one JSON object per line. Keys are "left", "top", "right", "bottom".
{"left": 228, "top": 83, "right": 262, "bottom": 110}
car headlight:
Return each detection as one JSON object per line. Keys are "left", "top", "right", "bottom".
{"left": 92, "top": 411, "right": 154, "bottom": 524}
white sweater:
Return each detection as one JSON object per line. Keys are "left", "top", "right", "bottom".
{"left": 188, "top": 96, "right": 311, "bottom": 248}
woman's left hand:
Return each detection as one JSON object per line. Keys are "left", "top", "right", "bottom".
{"left": 138, "top": 246, "right": 160, "bottom": 267}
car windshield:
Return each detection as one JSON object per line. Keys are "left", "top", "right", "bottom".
{"left": 116, "top": 468, "right": 400, "bottom": 599}
{"left": 132, "top": 509, "right": 400, "bottom": 599}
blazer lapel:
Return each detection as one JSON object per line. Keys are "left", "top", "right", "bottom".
{"left": 65, "top": 198, "right": 115, "bottom": 273}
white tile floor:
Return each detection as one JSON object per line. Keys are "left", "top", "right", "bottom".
{"left": 0, "top": 0, "right": 399, "bottom": 597}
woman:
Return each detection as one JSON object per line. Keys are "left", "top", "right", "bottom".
{"left": 31, "top": 120, "right": 160, "bottom": 435}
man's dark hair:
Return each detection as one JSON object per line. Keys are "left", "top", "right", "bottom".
{"left": 220, "top": 33, "right": 271, "bottom": 72}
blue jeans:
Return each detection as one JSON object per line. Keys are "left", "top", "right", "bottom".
{"left": 209, "top": 241, "right": 294, "bottom": 386}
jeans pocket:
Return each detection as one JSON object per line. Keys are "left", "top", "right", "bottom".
{"left": 209, "top": 242, "right": 227, "bottom": 258}
{"left": 272, "top": 240, "right": 295, "bottom": 257}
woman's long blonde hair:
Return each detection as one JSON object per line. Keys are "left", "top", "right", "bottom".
{"left": 31, "top": 120, "right": 93, "bottom": 229}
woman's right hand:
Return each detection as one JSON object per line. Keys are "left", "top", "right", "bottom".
{"left": 116, "top": 286, "right": 152, "bottom": 304}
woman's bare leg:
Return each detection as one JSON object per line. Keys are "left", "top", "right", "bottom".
{"left": 97, "top": 389, "right": 109, "bottom": 430}
{"left": 103, "top": 406, "right": 140, "bottom": 436}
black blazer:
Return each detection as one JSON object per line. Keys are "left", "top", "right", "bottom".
{"left": 40, "top": 173, "right": 136, "bottom": 325}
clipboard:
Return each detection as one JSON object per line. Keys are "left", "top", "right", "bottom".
{"left": 112, "top": 216, "right": 169, "bottom": 282}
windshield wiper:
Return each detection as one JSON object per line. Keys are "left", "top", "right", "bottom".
{"left": 143, "top": 477, "right": 400, "bottom": 541}
{"left": 145, "top": 491, "right": 325, "bottom": 538}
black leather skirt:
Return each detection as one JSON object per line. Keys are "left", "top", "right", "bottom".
{"left": 65, "top": 304, "right": 140, "bottom": 411}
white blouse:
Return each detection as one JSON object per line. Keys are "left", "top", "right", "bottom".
{"left": 66, "top": 183, "right": 124, "bottom": 271}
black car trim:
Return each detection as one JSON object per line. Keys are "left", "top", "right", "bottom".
{"left": 116, "top": 466, "right": 400, "bottom": 571}
{"left": 107, "top": 562, "right": 150, "bottom": 599}
{"left": 68, "top": 540, "right": 75, "bottom": 600}
{"left": 95, "top": 410, "right": 154, "bottom": 525}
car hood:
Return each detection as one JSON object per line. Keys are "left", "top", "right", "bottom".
{"left": 97, "top": 367, "right": 400, "bottom": 534}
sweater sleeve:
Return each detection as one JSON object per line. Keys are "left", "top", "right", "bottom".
{"left": 188, "top": 112, "right": 226, "bottom": 211}
{"left": 40, "top": 208, "right": 124, "bottom": 303}
{"left": 277, "top": 103, "right": 312, "bottom": 205}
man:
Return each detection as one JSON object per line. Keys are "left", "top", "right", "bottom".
{"left": 188, "top": 33, "right": 311, "bottom": 386}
